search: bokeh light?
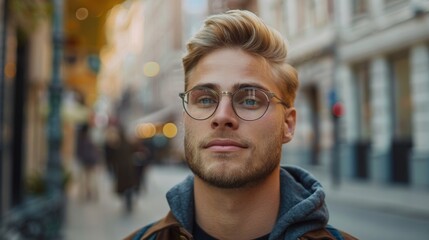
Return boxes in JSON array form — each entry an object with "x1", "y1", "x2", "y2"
[
  {"x1": 162, "y1": 123, "x2": 177, "y2": 138},
  {"x1": 143, "y1": 61, "x2": 160, "y2": 77},
  {"x1": 76, "y1": 8, "x2": 89, "y2": 21},
  {"x1": 136, "y1": 123, "x2": 157, "y2": 138}
]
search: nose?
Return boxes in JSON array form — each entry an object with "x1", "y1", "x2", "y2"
[{"x1": 210, "y1": 96, "x2": 239, "y2": 129}]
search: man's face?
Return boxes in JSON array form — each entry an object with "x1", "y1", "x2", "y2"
[{"x1": 183, "y1": 48, "x2": 296, "y2": 189}]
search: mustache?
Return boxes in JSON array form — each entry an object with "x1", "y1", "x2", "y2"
[{"x1": 198, "y1": 132, "x2": 252, "y2": 148}]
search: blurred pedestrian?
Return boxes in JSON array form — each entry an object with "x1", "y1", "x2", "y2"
[
  {"x1": 103, "y1": 124, "x2": 120, "y2": 177},
  {"x1": 131, "y1": 140, "x2": 152, "y2": 194},
  {"x1": 124, "y1": 10, "x2": 357, "y2": 240},
  {"x1": 105, "y1": 124, "x2": 139, "y2": 213},
  {"x1": 75, "y1": 123, "x2": 100, "y2": 201}
]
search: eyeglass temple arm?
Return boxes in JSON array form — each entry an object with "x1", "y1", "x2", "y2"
[{"x1": 271, "y1": 94, "x2": 290, "y2": 108}]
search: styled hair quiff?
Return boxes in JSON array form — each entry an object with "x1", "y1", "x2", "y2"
[{"x1": 182, "y1": 10, "x2": 299, "y2": 107}]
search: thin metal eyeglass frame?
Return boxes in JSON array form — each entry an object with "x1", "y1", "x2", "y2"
[{"x1": 178, "y1": 87, "x2": 290, "y2": 121}]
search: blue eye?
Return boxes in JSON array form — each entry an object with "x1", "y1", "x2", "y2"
[
  {"x1": 198, "y1": 97, "x2": 217, "y2": 106},
  {"x1": 188, "y1": 88, "x2": 218, "y2": 108},
  {"x1": 234, "y1": 88, "x2": 265, "y2": 109},
  {"x1": 243, "y1": 99, "x2": 258, "y2": 107}
]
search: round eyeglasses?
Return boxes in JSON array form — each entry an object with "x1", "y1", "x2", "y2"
[{"x1": 179, "y1": 86, "x2": 289, "y2": 121}]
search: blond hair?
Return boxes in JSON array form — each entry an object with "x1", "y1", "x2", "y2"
[{"x1": 182, "y1": 10, "x2": 299, "y2": 106}]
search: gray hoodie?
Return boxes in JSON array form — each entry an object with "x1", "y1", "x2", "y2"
[{"x1": 166, "y1": 165, "x2": 329, "y2": 240}]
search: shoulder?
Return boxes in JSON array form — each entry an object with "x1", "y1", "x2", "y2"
[
  {"x1": 300, "y1": 226, "x2": 359, "y2": 240},
  {"x1": 123, "y1": 222, "x2": 156, "y2": 240}
]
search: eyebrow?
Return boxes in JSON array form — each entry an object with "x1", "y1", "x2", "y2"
[
  {"x1": 236, "y1": 83, "x2": 269, "y2": 91},
  {"x1": 192, "y1": 83, "x2": 219, "y2": 91},
  {"x1": 192, "y1": 82, "x2": 270, "y2": 92}
]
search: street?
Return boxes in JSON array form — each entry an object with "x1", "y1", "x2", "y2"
[
  {"x1": 328, "y1": 198, "x2": 429, "y2": 239},
  {"x1": 64, "y1": 165, "x2": 429, "y2": 240}
]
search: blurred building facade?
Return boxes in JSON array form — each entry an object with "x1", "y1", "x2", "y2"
[
  {"x1": 260, "y1": 0, "x2": 429, "y2": 188},
  {"x1": 336, "y1": 0, "x2": 429, "y2": 188},
  {"x1": 98, "y1": 0, "x2": 184, "y2": 162},
  {"x1": 0, "y1": 0, "x2": 125, "y2": 235},
  {"x1": 0, "y1": 0, "x2": 53, "y2": 218}
]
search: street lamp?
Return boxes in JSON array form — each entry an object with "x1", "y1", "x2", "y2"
[
  {"x1": 45, "y1": 0, "x2": 64, "y2": 194},
  {"x1": 42, "y1": 0, "x2": 65, "y2": 238}
]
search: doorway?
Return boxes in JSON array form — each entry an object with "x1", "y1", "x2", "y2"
[{"x1": 305, "y1": 85, "x2": 321, "y2": 165}]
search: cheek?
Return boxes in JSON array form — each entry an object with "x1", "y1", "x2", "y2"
[
  {"x1": 183, "y1": 114, "x2": 195, "y2": 129},
  {"x1": 184, "y1": 118, "x2": 203, "y2": 140},
  {"x1": 184, "y1": 118, "x2": 193, "y2": 137},
  {"x1": 249, "y1": 118, "x2": 281, "y2": 139},
  {"x1": 261, "y1": 115, "x2": 285, "y2": 139}
]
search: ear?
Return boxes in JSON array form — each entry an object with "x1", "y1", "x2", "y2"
[{"x1": 282, "y1": 107, "x2": 296, "y2": 144}]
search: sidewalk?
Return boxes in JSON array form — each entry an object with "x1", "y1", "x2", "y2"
[
  {"x1": 63, "y1": 165, "x2": 191, "y2": 240},
  {"x1": 304, "y1": 165, "x2": 429, "y2": 219}
]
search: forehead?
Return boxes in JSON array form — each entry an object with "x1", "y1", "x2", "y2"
[{"x1": 188, "y1": 48, "x2": 278, "y2": 91}]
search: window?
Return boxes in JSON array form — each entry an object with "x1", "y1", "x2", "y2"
[
  {"x1": 296, "y1": 0, "x2": 308, "y2": 33},
  {"x1": 353, "y1": 62, "x2": 372, "y2": 140},
  {"x1": 352, "y1": 0, "x2": 369, "y2": 22},
  {"x1": 273, "y1": 0, "x2": 286, "y2": 34},
  {"x1": 389, "y1": 51, "x2": 412, "y2": 139},
  {"x1": 314, "y1": 0, "x2": 334, "y2": 27},
  {"x1": 296, "y1": 0, "x2": 333, "y2": 34}
]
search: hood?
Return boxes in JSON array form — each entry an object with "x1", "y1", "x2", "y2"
[
  {"x1": 166, "y1": 166, "x2": 329, "y2": 240},
  {"x1": 166, "y1": 175, "x2": 195, "y2": 232},
  {"x1": 269, "y1": 166, "x2": 329, "y2": 240}
]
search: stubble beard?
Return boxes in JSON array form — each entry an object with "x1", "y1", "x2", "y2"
[{"x1": 184, "y1": 128, "x2": 283, "y2": 189}]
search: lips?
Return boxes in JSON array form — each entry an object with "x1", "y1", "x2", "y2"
[{"x1": 204, "y1": 139, "x2": 249, "y2": 152}]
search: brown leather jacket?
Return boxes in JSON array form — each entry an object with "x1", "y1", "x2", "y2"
[{"x1": 124, "y1": 212, "x2": 358, "y2": 240}]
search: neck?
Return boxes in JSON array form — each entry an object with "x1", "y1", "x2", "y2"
[{"x1": 194, "y1": 166, "x2": 281, "y2": 240}]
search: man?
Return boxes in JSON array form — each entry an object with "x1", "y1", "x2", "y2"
[{"x1": 125, "y1": 10, "x2": 357, "y2": 240}]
